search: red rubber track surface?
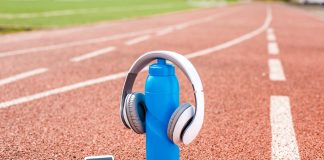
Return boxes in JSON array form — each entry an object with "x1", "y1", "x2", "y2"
[{"x1": 0, "y1": 3, "x2": 323, "y2": 159}]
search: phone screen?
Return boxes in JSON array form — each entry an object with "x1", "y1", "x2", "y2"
[{"x1": 84, "y1": 155, "x2": 114, "y2": 160}]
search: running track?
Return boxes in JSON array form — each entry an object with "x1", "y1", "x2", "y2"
[{"x1": 0, "y1": 3, "x2": 323, "y2": 159}]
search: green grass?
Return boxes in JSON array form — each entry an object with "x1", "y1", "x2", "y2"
[{"x1": 0, "y1": 0, "x2": 195, "y2": 34}]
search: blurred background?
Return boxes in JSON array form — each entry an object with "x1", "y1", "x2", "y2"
[{"x1": 0, "y1": 0, "x2": 322, "y2": 34}]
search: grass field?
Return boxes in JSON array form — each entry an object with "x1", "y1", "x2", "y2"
[{"x1": 0, "y1": 0, "x2": 195, "y2": 34}]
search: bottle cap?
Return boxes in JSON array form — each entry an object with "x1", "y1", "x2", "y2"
[{"x1": 149, "y1": 58, "x2": 175, "y2": 76}]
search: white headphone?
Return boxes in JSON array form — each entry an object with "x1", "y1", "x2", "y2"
[{"x1": 120, "y1": 51, "x2": 204, "y2": 145}]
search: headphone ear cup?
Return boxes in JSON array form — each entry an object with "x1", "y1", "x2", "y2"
[
  {"x1": 167, "y1": 103, "x2": 195, "y2": 144},
  {"x1": 125, "y1": 92, "x2": 146, "y2": 134}
]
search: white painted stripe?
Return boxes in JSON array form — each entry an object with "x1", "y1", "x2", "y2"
[
  {"x1": 0, "y1": 29, "x2": 154, "y2": 58},
  {"x1": 186, "y1": 7, "x2": 272, "y2": 59},
  {"x1": 270, "y1": 96, "x2": 300, "y2": 160},
  {"x1": 156, "y1": 27, "x2": 174, "y2": 36},
  {"x1": 125, "y1": 35, "x2": 151, "y2": 46},
  {"x1": 0, "y1": 9, "x2": 236, "y2": 58},
  {"x1": 175, "y1": 16, "x2": 213, "y2": 30},
  {"x1": 70, "y1": 46, "x2": 116, "y2": 62},
  {"x1": 267, "y1": 33, "x2": 276, "y2": 42},
  {"x1": 0, "y1": 68, "x2": 48, "y2": 86},
  {"x1": 268, "y1": 59, "x2": 286, "y2": 81},
  {"x1": 0, "y1": 7, "x2": 272, "y2": 108},
  {"x1": 0, "y1": 72, "x2": 127, "y2": 109},
  {"x1": 0, "y1": 22, "x2": 117, "y2": 45},
  {"x1": 268, "y1": 42, "x2": 279, "y2": 55},
  {"x1": 267, "y1": 28, "x2": 274, "y2": 34}
]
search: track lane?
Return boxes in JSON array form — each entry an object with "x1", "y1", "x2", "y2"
[
  {"x1": 270, "y1": 5, "x2": 324, "y2": 159},
  {"x1": 0, "y1": 5, "x2": 266, "y2": 103},
  {"x1": 0, "y1": 6, "x2": 242, "y2": 77},
  {"x1": 0, "y1": 5, "x2": 239, "y2": 52},
  {"x1": 181, "y1": 31, "x2": 272, "y2": 159},
  {"x1": 0, "y1": 68, "x2": 48, "y2": 86},
  {"x1": 0, "y1": 7, "x2": 228, "y2": 45}
]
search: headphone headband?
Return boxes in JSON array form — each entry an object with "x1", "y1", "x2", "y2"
[{"x1": 120, "y1": 51, "x2": 204, "y2": 144}]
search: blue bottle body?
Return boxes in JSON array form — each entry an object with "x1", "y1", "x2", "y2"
[{"x1": 145, "y1": 59, "x2": 180, "y2": 160}]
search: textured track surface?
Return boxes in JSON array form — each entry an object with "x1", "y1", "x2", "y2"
[{"x1": 0, "y1": 3, "x2": 323, "y2": 159}]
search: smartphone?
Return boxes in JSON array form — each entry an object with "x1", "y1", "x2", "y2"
[{"x1": 84, "y1": 155, "x2": 114, "y2": 160}]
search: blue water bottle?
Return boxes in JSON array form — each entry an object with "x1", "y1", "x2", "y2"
[{"x1": 145, "y1": 58, "x2": 180, "y2": 160}]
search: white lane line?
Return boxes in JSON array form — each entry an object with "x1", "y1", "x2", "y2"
[
  {"x1": 155, "y1": 16, "x2": 212, "y2": 36},
  {"x1": 0, "y1": 8, "x2": 237, "y2": 58},
  {"x1": 270, "y1": 96, "x2": 300, "y2": 160},
  {"x1": 70, "y1": 46, "x2": 116, "y2": 62},
  {"x1": 125, "y1": 35, "x2": 151, "y2": 46},
  {"x1": 268, "y1": 42, "x2": 279, "y2": 55},
  {"x1": 0, "y1": 24, "x2": 115, "y2": 45},
  {"x1": 0, "y1": 68, "x2": 48, "y2": 86},
  {"x1": 156, "y1": 27, "x2": 174, "y2": 36},
  {"x1": 0, "y1": 72, "x2": 127, "y2": 109},
  {"x1": 268, "y1": 59, "x2": 286, "y2": 81},
  {"x1": 0, "y1": 29, "x2": 153, "y2": 58},
  {"x1": 0, "y1": 7, "x2": 272, "y2": 109},
  {"x1": 267, "y1": 33, "x2": 276, "y2": 42},
  {"x1": 175, "y1": 16, "x2": 213, "y2": 30},
  {"x1": 186, "y1": 7, "x2": 272, "y2": 59},
  {"x1": 267, "y1": 28, "x2": 274, "y2": 34}
]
